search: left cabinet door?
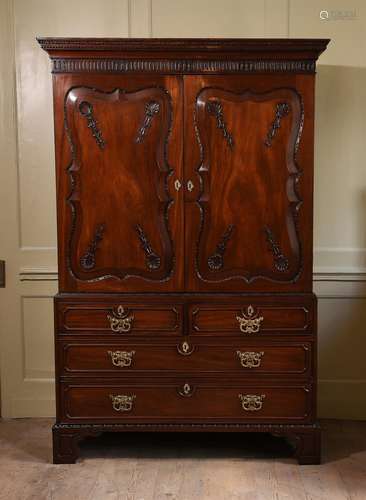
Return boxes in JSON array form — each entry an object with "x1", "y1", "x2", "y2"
[{"x1": 54, "y1": 75, "x2": 184, "y2": 292}]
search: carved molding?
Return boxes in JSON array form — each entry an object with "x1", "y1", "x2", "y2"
[
  {"x1": 206, "y1": 100, "x2": 234, "y2": 149},
  {"x1": 207, "y1": 224, "x2": 235, "y2": 270},
  {"x1": 52, "y1": 421, "x2": 320, "y2": 464},
  {"x1": 54, "y1": 422, "x2": 320, "y2": 431},
  {"x1": 51, "y1": 58, "x2": 316, "y2": 74},
  {"x1": 38, "y1": 37, "x2": 329, "y2": 54},
  {"x1": 79, "y1": 223, "x2": 105, "y2": 270}
]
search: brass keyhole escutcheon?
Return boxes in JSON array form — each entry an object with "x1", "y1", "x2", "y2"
[
  {"x1": 178, "y1": 382, "x2": 194, "y2": 397},
  {"x1": 177, "y1": 340, "x2": 194, "y2": 356}
]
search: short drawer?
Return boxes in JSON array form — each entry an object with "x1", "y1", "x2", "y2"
[
  {"x1": 190, "y1": 299, "x2": 314, "y2": 336},
  {"x1": 59, "y1": 341, "x2": 312, "y2": 376},
  {"x1": 62, "y1": 381, "x2": 313, "y2": 422},
  {"x1": 56, "y1": 301, "x2": 182, "y2": 335}
]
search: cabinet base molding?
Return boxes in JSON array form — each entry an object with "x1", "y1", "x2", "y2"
[{"x1": 52, "y1": 422, "x2": 321, "y2": 465}]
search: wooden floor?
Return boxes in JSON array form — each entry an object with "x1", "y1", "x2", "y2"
[{"x1": 0, "y1": 419, "x2": 365, "y2": 499}]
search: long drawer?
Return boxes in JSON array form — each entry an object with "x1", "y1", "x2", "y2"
[
  {"x1": 56, "y1": 301, "x2": 182, "y2": 335},
  {"x1": 190, "y1": 300, "x2": 314, "y2": 336},
  {"x1": 59, "y1": 340, "x2": 312, "y2": 376},
  {"x1": 61, "y1": 381, "x2": 313, "y2": 423}
]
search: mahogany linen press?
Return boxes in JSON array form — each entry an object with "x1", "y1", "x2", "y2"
[{"x1": 38, "y1": 37, "x2": 329, "y2": 464}]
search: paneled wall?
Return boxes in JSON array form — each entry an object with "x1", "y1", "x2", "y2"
[{"x1": 0, "y1": 0, "x2": 365, "y2": 418}]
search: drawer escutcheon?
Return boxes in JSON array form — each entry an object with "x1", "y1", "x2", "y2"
[
  {"x1": 236, "y1": 350, "x2": 264, "y2": 368},
  {"x1": 108, "y1": 350, "x2": 135, "y2": 367},
  {"x1": 239, "y1": 394, "x2": 265, "y2": 411},
  {"x1": 178, "y1": 383, "x2": 194, "y2": 397},
  {"x1": 177, "y1": 340, "x2": 194, "y2": 356},
  {"x1": 109, "y1": 394, "x2": 136, "y2": 412},
  {"x1": 236, "y1": 305, "x2": 264, "y2": 334},
  {"x1": 107, "y1": 305, "x2": 134, "y2": 333}
]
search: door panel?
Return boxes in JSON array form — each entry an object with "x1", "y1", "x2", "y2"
[
  {"x1": 55, "y1": 75, "x2": 184, "y2": 292},
  {"x1": 184, "y1": 75, "x2": 314, "y2": 292}
]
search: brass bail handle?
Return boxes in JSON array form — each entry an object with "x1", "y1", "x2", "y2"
[{"x1": 107, "y1": 305, "x2": 134, "y2": 333}]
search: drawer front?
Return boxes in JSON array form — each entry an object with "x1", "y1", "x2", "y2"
[
  {"x1": 60, "y1": 341, "x2": 312, "y2": 376},
  {"x1": 56, "y1": 302, "x2": 182, "y2": 335},
  {"x1": 62, "y1": 382, "x2": 312, "y2": 422},
  {"x1": 190, "y1": 301, "x2": 313, "y2": 335}
]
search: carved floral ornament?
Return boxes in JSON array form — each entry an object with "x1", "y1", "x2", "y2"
[
  {"x1": 80, "y1": 223, "x2": 105, "y2": 270},
  {"x1": 206, "y1": 100, "x2": 234, "y2": 149},
  {"x1": 208, "y1": 224, "x2": 235, "y2": 271},
  {"x1": 265, "y1": 102, "x2": 291, "y2": 147},
  {"x1": 135, "y1": 224, "x2": 161, "y2": 271},
  {"x1": 135, "y1": 101, "x2": 160, "y2": 143},
  {"x1": 79, "y1": 101, "x2": 106, "y2": 149},
  {"x1": 264, "y1": 226, "x2": 289, "y2": 272}
]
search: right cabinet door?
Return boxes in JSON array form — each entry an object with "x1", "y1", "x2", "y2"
[{"x1": 184, "y1": 75, "x2": 314, "y2": 292}]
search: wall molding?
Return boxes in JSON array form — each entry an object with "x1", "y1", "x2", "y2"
[
  {"x1": 19, "y1": 268, "x2": 58, "y2": 281},
  {"x1": 18, "y1": 269, "x2": 366, "y2": 297}
]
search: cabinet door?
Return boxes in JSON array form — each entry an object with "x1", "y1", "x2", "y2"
[
  {"x1": 184, "y1": 75, "x2": 314, "y2": 292},
  {"x1": 55, "y1": 75, "x2": 183, "y2": 292}
]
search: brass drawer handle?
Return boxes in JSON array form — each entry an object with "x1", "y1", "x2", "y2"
[
  {"x1": 107, "y1": 305, "x2": 134, "y2": 333},
  {"x1": 108, "y1": 350, "x2": 135, "y2": 367},
  {"x1": 236, "y1": 305, "x2": 263, "y2": 334},
  {"x1": 236, "y1": 351, "x2": 264, "y2": 368},
  {"x1": 239, "y1": 394, "x2": 265, "y2": 412},
  {"x1": 109, "y1": 394, "x2": 136, "y2": 412}
]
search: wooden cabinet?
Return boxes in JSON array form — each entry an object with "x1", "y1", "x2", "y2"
[{"x1": 39, "y1": 37, "x2": 329, "y2": 464}]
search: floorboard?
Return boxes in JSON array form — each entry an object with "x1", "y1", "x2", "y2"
[{"x1": 0, "y1": 419, "x2": 365, "y2": 500}]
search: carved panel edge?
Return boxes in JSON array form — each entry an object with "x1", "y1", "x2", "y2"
[
  {"x1": 193, "y1": 87, "x2": 304, "y2": 285},
  {"x1": 63, "y1": 85, "x2": 174, "y2": 284}
]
